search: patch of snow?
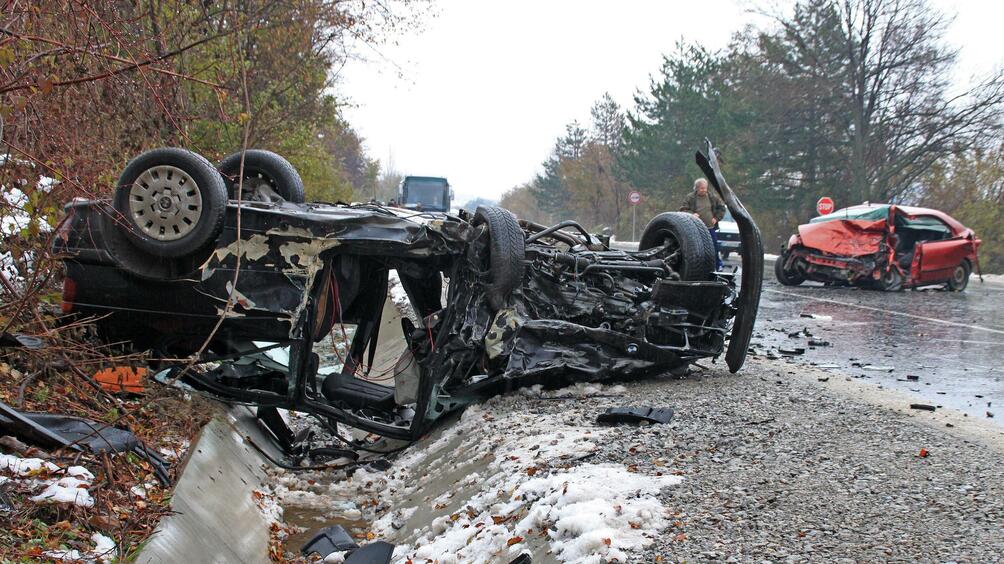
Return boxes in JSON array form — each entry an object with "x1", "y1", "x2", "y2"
[
  {"x1": 42, "y1": 548, "x2": 84, "y2": 561},
  {"x1": 521, "y1": 382, "x2": 628, "y2": 399},
  {"x1": 0, "y1": 454, "x2": 59, "y2": 476},
  {"x1": 41, "y1": 533, "x2": 115, "y2": 563},
  {"x1": 387, "y1": 270, "x2": 418, "y2": 321},
  {"x1": 253, "y1": 488, "x2": 284, "y2": 525},
  {"x1": 30, "y1": 476, "x2": 94, "y2": 507},
  {"x1": 66, "y1": 465, "x2": 94, "y2": 481},
  {"x1": 91, "y1": 532, "x2": 117, "y2": 562},
  {"x1": 514, "y1": 464, "x2": 679, "y2": 562},
  {"x1": 130, "y1": 482, "x2": 158, "y2": 498}
]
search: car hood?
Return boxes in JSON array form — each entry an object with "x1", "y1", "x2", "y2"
[
  {"x1": 718, "y1": 220, "x2": 738, "y2": 233},
  {"x1": 797, "y1": 218, "x2": 887, "y2": 256}
]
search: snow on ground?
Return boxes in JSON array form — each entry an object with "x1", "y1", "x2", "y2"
[
  {"x1": 1, "y1": 453, "x2": 97, "y2": 509},
  {"x1": 522, "y1": 382, "x2": 628, "y2": 399},
  {"x1": 42, "y1": 532, "x2": 117, "y2": 564},
  {"x1": 387, "y1": 270, "x2": 410, "y2": 309},
  {"x1": 273, "y1": 384, "x2": 682, "y2": 563}
]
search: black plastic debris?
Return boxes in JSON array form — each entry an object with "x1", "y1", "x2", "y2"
[
  {"x1": 344, "y1": 541, "x2": 395, "y2": 564},
  {"x1": 778, "y1": 347, "x2": 805, "y2": 355},
  {"x1": 807, "y1": 339, "x2": 830, "y2": 347},
  {"x1": 910, "y1": 404, "x2": 936, "y2": 412},
  {"x1": 0, "y1": 400, "x2": 170, "y2": 484},
  {"x1": 366, "y1": 458, "x2": 393, "y2": 472},
  {"x1": 906, "y1": 375, "x2": 920, "y2": 381},
  {"x1": 0, "y1": 332, "x2": 43, "y2": 349},
  {"x1": 301, "y1": 525, "x2": 358, "y2": 558},
  {"x1": 597, "y1": 406, "x2": 674, "y2": 425},
  {"x1": 509, "y1": 554, "x2": 532, "y2": 564}
]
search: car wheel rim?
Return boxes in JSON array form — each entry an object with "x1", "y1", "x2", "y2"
[
  {"x1": 129, "y1": 165, "x2": 202, "y2": 241},
  {"x1": 953, "y1": 266, "x2": 965, "y2": 285}
]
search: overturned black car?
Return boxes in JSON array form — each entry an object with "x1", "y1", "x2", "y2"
[{"x1": 54, "y1": 142, "x2": 763, "y2": 440}]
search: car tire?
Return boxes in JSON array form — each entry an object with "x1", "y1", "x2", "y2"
[
  {"x1": 639, "y1": 212, "x2": 716, "y2": 281},
  {"x1": 113, "y1": 147, "x2": 227, "y2": 258},
  {"x1": 774, "y1": 253, "x2": 805, "y2": 286},
  {"x1": 880, "y1": 267, "x2": 903, "y2": 292},
  {"x1": 947, "y1": 260, "x2": 970, "y2": 292},
  {"x1": 474, "y1": 206, "x2": 525, "y2": 310},
  {"x1": 218, "y1": 149, "x2": 305, "y2": 203}
]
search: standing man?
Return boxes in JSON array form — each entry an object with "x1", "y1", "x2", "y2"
[{"x1": 680, "y1": 178, "x2": 726, "y2": 269}]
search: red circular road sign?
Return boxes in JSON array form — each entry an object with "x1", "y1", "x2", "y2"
[
  {"x1": 628, "y1": 190, "x2": 642, "y2": 205},
  {"x1": 816, "y1": 197, "x2": 835, "y2": 215}
]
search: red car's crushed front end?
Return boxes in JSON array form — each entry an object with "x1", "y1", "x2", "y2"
[{"x1": 776, "y1": 204, "x2": 980, "y2": 291}]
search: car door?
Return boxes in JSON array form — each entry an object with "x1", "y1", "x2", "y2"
[{"x1": 916, "y1": 237, "x2": 970, "y2": 284}]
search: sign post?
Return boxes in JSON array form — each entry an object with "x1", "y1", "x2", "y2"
[
  {"x1": 816, "y1": 197, "x2": 835, "y2": 216},
  {"x1": 628, "y1": 190, "x2": 642, "y2": 241}
]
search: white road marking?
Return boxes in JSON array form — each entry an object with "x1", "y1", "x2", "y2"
[
  {"x1": 763, "y1": 288, "x2": 1004, "y2": 336},
  {"x1": 929, "y1": 338, "x2": 1004, "y2": 347}
]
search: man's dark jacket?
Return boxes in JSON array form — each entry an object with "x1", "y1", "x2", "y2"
[{"x1": 680, "y1": 191, "x2": 726, "y2": 228}]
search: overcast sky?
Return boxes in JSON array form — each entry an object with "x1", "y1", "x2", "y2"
[{"x1": 338, "y1": 0, "x2": 1003, "y2": 204}]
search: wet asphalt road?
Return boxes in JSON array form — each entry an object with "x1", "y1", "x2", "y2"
[{"x1": 751, "y1": 258, "x2": 1003, "y2": 423}]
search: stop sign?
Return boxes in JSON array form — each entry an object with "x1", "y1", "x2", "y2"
[
  {"x1": 816, "y1": 197, "x2": 835, "y2": 215},
  {"x1": 628, "y1": 191, "x2": 642, "y2": 205}
]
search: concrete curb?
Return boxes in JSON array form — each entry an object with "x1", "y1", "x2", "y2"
[{"x1": 137, "y1": 406, "x2": 277, "y2": 564}]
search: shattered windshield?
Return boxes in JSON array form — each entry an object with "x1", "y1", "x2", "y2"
[{"x1": 810, "y1": 205, "x2": 890, "y2": 223}]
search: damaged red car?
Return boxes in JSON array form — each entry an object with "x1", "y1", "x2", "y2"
[{"x1": 775, "y1": 204, "x2": 980, "y2": 291}]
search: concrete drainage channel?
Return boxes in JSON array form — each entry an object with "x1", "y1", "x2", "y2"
[{"x1": 136, "y1": 405, "x2": 277, "y2": 563}]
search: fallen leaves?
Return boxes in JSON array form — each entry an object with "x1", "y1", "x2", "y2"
[{"x1": 507, "y1": 536, "x2": 524, "y2": 546}]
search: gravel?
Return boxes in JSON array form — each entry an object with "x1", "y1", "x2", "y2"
[{"x1": 575, "y1": 357, "x2": 1004, "y2": 562}]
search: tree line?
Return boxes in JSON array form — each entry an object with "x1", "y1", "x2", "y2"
[
  {"x1": 501, "y1": 0, "x2": 1004, "y2": 271},
  {"x1": 0, "y1": 1, "x2": 431, "y2": 212}
]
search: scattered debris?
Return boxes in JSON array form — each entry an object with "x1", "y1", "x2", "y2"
[
  {"x1": 918, "y1": 448, "x2": 929, "y2": 458},
  {"x1": 799, "y1": 313, "x2": 832, "y2": 321},
  {"x1": 906, "y1": 375, "x2": 920, "y2": 381},
  {"x1": 778, "y1": 347, "x2": 805, "y2": 356},
  {"x1": 862, "y1": 365, "x2": 894, "y2": 372},
  {"x1": 300, "y1": 524, "x2": 358, "y2": 559},
  {"x1": 0, "y1": 333, "x2": 44, "y2": 349},
  {"x1": 596, "y1": 407, "x2": 674, "y2": 425},
  {"x1": 343, "y1": 541, "x2": 395, "y2": 564},
  {"x1": 0, "y1": 400, "x2": 170, "y2": 484},
  {"x1": 807, "y1": 339, "x2": 830, "y2": 347},
  {"x1": 910, "y1": 404, "x2": 936, "y2": 412},
  {"x1": 93, "y1": 366, "x2": 147, "y2": 394}
]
